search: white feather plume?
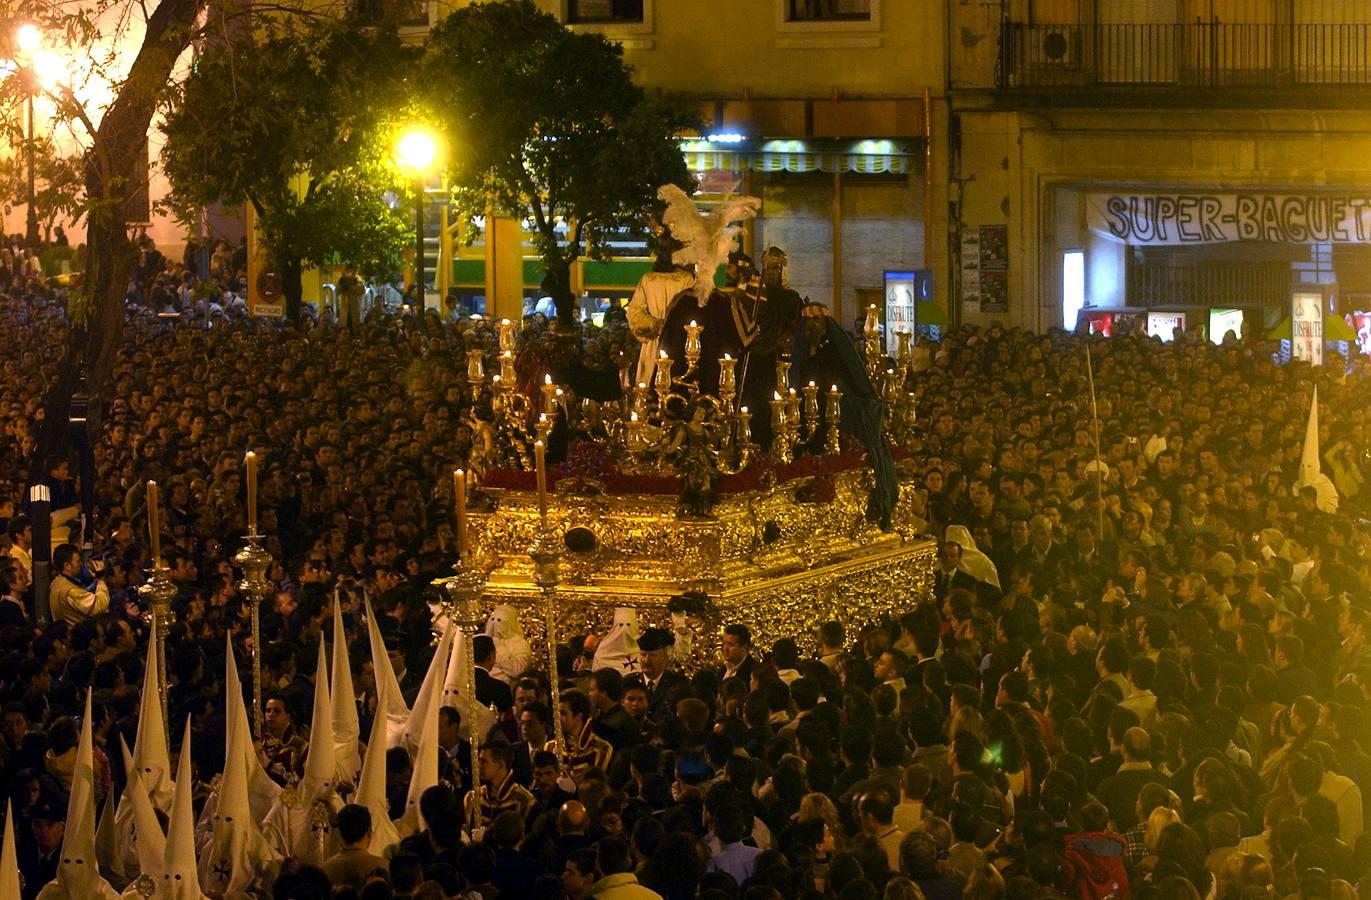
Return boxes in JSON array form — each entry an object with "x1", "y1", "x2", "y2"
[{"x1": 657, "y1": 184, "x2": 760, "y2": 303}]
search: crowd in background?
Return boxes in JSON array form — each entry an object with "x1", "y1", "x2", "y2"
[{"x1": 0, "y1": 255, "x2": 1367, "y2": 900}]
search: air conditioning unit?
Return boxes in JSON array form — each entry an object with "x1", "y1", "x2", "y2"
[{"x1": 1035, "y1": 27, "x2": 1081, "y2": 66}]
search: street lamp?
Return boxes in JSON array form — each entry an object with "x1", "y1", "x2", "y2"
[
  {"x1": 395, "y1": 126, "x2": 441, "y2": 305},
  {"x1": 14, "y1": 23, "x2": 41, "y2": 246}
]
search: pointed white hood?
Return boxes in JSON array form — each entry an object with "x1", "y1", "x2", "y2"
[
  {"x1": 36, "y1": 692, "x2": 119, "y2": 899},
  {"x1": 93, "y1": 773, "x2": 121, "y2": 883},
  {"x1": 131, "y1": 632, "x2": 175, "y2": 813},
  {"x1": 116, "y1": 735, "x2": 165, "y2": 885},
  {"x1": 365, "y1": 594, "x2": 411, "y2": 748},
  {"x1": 303, "y1": 638, "x2": 336, "y2": 801},
  {"x1": 441, "y1": 625, "x2": 496, "y2": 742},
  {"x1": 2, "y1": 800, "x2": 21, "y2": 900},
  {"x1": 200, "y1": 679, "x2": 277, "y2": 898},
  {"x1": 484, "y1": 604, "x2": 531, "y2": 685},
  {"x1": 401, "y1": 625, "x2": 454, "y2": 756},
  {"x1": 331, "y1": 602, "x2": 362, "y2": 786},
  {"x1": 592, "y1": 607, "x2": 641, "y2": 674},
  {"x1": 161, "y1": 720, "x2": 206, "y2": 899},
  {"x1": 396, "y1": 632, "x2": 446, "y2": 837},
  {"x1": 222, "y1": 637, "x2": 280, "y2": 819},
  {"x1": 1295, "y1": 385, "x2": 1339, "y2": 513},
  {"x1": 355, "y1": 679, "x2": 402, "y2": 858}
]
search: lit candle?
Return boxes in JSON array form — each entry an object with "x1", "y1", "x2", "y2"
[
  {"x1": 826, "y1": 384, "x2": 844, "y2": 455},
  {"x1": 633, "y1": 382, "x2": 651, "y2": 419},
  {"x1": 803, "y1": 381, "x2": 820, "y2": 424},
  {"x1": 737, "y1": 406, "x2": 751, "y2": 445},
  {"x1": 655, "y1": 351, "x2": 673, "y2": 398},
  {"x1": 454, "y1": 469, "x2": 468, "y2": 560},
  {"x1": 147, "y1": 480, "x2": 161, "y2": 566},
  {"x1": 541, "y1": 375, "x2": 559, "y2": 417},
  {"x1": 718, "y1": 354, "x2": 737, "y2": 396},
  {"x1": 770, "y1": 391, "x2": 787, "y2": 431},
  {"x1": 684, "y1": 320, "x2": 702, "y2": 364},
  {"x1": 534, "y1": 440, "x2": 549, "y2": 526},
  {"x1": 786, "y1": 388, "x2": 800, "y2": 425},
  {"x1": 500, "y1": 350, "x2": 516, "y2": 384},
  {"x1": 498, "y1": 318, "x2": 517, "y2": 352},
  {"x1": 245, "y1": 451, "x2": 257, "y2": 534},
  {"x1": 775, "y1": 358, "x2": 791, "y2": 392}
]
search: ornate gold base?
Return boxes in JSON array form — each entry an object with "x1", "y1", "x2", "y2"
[{"x1": 467, "y1": 469, "x2": 936, "y2": 659}]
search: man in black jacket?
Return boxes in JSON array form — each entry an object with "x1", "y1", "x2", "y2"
[
  {"x1": 626, "y1": 627, "x2": 690, "y2": 722},
  {"x1": 474, "y1": 635, "x2": 514, "y2": 713}
]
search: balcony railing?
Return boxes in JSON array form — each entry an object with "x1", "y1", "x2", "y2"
[{"x1": 1001, "y1": 22, "x2": 1371, "y2": 90}]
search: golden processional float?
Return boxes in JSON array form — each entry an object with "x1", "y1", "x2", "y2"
[{"x1": 435, "y1": 187, "x2": 936, "y2": 677}]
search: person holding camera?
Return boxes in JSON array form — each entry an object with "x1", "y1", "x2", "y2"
[{"x1": 48, "y1": 542, "x2": 110, "y2": 625}]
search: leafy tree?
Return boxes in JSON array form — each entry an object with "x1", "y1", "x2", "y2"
[
  {"x1": 0, "y1": 140, "x2": 85, "y2": 242},
  {"x1": 161, "y1": 19, "x2": 418, "y2": 320},
  {"x1": 423, "y1": 0, "x2": 695, "y2": 328}
]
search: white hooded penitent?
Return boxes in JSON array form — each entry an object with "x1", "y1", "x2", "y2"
[
  {"x1": 36, "y1": 691, "x2": 119, "y2": 899},
  {"x1": 592, "y1": 607, "x2": 641, "y2": 674}
]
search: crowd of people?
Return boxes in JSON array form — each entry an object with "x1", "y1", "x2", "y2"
[{"x1": 0, "y1": 265, "x2": 1368, "y2": 900}]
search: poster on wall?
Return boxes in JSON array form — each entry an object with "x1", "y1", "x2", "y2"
[
  {"x1": 884, "y1": 272, "x2": 916, "y2": 356},
  {"x1": 959, "y1": 231, "x2": 981, "y2": 305},
  {"x1": 978, "y1": 225, "x2": 1009, "y2": 313},
  {"x1": 1291, "y1": 291, "x2": 1325, "y2": 365},
  {"x1": 1147, "y1": 311, "x2": 1186, "y2": 341}
]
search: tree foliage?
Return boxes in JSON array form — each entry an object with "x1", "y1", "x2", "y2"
[
  {"x1": 423, "y1": 0, "x2": 695, "y2": 325},
  {"x1": 160, "y1": 18, "x2": 417, "y2": 318}
]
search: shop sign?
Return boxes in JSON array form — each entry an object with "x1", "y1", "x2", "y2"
[{"x1": 1088, "y1": 192, "x2": 1371, "y2": 245}]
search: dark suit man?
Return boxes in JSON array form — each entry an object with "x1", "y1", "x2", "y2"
[
  {"x1": 627, "y1": 627, "x2": 691, "y2": 722},
  {"x1": 585, "y1": 670, "x2": 635, "y2": 751},
  {"x1": 1094, "y1": 727, "x2": 1169, "y2": 830},
  {"x1": 933, "y1": 541, "x2": 979, "y2": 604},
  {"x1": 474, "y1": 635, "x2": 514, "y2": 713},
  {"x1": 19, "y1": 798, "x2": 63, "y2": 900}
]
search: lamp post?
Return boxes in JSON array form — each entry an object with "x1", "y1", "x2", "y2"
[
  {"x1": 15, "y1": 23, "x2": 40, "y2": 246},
  {"x1": 396, "y1": 126, "x2": 441, "y2": 306}
]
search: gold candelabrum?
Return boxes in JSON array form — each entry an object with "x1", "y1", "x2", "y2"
[
  {"x1": 233, "y1": 534, "x2": 273, "y2": 739},
  {"x1": 826, "y1": 385, "x2": 844, "y2": 456},
  {"x1": 863, "y1": 304, "x2": 883, "y2": 381},
  {"x1": 467, "y1": 350, "x2": 486, "y2": 404},
  {"x1": 528, "y1": 527, "x2": 568, "y2": 775},
  {"x1": 435, "y1": 557, "x2": 490, "y2": 832},
  {"x1": 137, "y1": 563, "x2": 176, "y2": 739}
]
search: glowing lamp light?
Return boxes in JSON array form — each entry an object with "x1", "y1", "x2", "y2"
[
  {"x1": 706, "y1": 132, "x2": 747, "y2": 144},
  {"x1": 15, "y1": 24, "x2": 40, "y2": 53},
  {"x1": 31, "y1": 48, "x2": 62, "y2": 89},
  {"x1": 395, "y1": 127, "x2": 440, "y2": 175}
]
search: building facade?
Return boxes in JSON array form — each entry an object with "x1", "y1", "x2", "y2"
[{"x1": 950, "y1": 0, "x2": 1371, "y2": 341}]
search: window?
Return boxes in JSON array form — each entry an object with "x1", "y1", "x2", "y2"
[
  {"x1": 353, "y1": 0, "x2": 428, "y2": 27},
  {"x1": 568, "y1": 0, "x2": 644, "y2": 24},
  {"x1": 786, "y1": 0, "x2": 871, "y2": 22}
]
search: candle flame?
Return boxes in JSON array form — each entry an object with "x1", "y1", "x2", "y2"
[
  {"x1": 740, "y1": 406, "x2": 748, "y2": 413},
  {"x1": 689, "y1": 320, "x2": 698, "y2": 327},
  {"x1": 724, "y1": 353, "x2": 732, "y2": 361},
  {"x1": 831, "y1": 384, "x2": 839, "y2": 392},
  {"x1": 808, "y1": 381, "x2": 816, "y2": 388},
  {"x1": 544, "y1": 374, "x2": 553, "y2": 385},
  {"x1": 630, "y1": 412, "x2": 639, "y2": 422},
  {"x1": 773, "y1": 392, "x2": 782, "y2": 400},
  {"x1": 659, "y1": 350, "x2": 668, "y2": 359}
]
